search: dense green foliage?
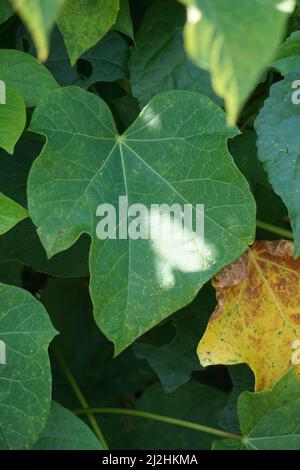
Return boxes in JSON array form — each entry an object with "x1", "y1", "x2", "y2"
[{"x1": 0, "y1": 0, "x2": 300, "y2": 451}]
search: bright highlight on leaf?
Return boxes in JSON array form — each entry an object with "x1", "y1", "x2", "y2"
[
  {"x1": 27, "y1": 86, "x2": 255, "y2": 353},
  {"x1": 0, "y1": 87, "x2": 26, "y2": 154},
  {"x1": 198, "y1": 240, "x2": 300, "y2": 392},
  {"x1": 181, "y1": 0, "x2": 295, "y2": 123},
  {"x1": 57, "y1": 0, "x2": 120, "y2": 65},
  {"x1": 11, "y1": 0, "x2": 65, "y2": 62}
]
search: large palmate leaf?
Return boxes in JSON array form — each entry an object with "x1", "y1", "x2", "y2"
[
  {"x1": 0, "y1": 283, "x2": 57, "y2": 449},
  {"x1": 11, "y1": 0, "x2": 65, "y2": 62},
  {"x1": 57, "y1": 0, "x2": 119, "y2": 65},
  {"x1": 129, "y1": 0, "x2": 217, "y2": 108},
  {"x1": 33, "y1": 402, "x2": 103, "y2": 450},
  {"x1": 0, "y1": 193, "x2": 27, "y2": 235},
  {"x1": 0, "y1": 138, "x2": 89, "y2": 277},
  {"x1": 181, "y1": 0, "x2": 295, "y2": 122},
  {"x1": 27, "y1": 86, "x2": 255, "y2": 353},
  {"x1": 198, "y1": 240, "x2": 300, "y2": 391},
  {"x1": 0, "y1": 50, "x2": 58, "y2": 107},
  {"x1": 214, "y1": 371, "x2": 300, "y2": 450},
  {"x1": 0, "y1": 87, "x2": 26, "y2": 154},
  {"x1": 255, "y1": 75, "x2": 300, "y2": 255}
]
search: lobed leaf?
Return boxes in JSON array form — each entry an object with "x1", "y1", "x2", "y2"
[
  {"x1": 198, "y1": 240, "x2": 300, "y2": 391},
  {"x1": 27, "y1": 86, "x2": 255, "y2": 353}
]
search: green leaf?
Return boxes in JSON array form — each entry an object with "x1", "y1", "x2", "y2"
[
  {"x1": 181, "y1": 0, "x2": 295, "y2": 123},
  {"x1": 272, "y1": 30, "x2": 300, "y2": 75},
  {"x1": 221, "y1": 364, "x2": 254, "y2": 434},
  {"x1": 0, "y1": 260, "x2": 23, "y2": 286},
  {"x1": 255, "y1": 75, "x2": 300, "y2": 255},
  {"x1": 27, "y1": 86, "x2": 255, "y2": 353},
  {"x1": 33, "y1": 401, "x2": 103, "y2": 450},
  {"x1": 0, "y1": 193, "x2": 27, "y2": 235},
  {"x1": 11, "y1": 0, "x2": 65, "y2": 62},
  {"x1": 230, "y1": 131, "x2": 287, "y2": 225},
  {"x1": 113, "y1": 381, "x2": 228, "y2": 450},
  {"x1": 214, "y1": 370, "x2": 300, "y2": 450},
  {"x1": 0, "y1": 0, "x2": 14, "y2": 24},
  {"x1": 41, "y1": 278, "x2": 153, "y2": 406},
  {"x1": 0, "y1": 50, "x2": 58, "y2": 107},
  {"x1": 114, "y1": 0, "x2": 134, "y2": 40},
  {"x1": 0, "y1": 137, "x2": 89, "y2": 277},
  {"x1": 57, "y1": 0, "x2": 119, "y2": 65},
  {"x1": 17, "y1": 27, "x2": 129, "y2": 88},
  {"x1": 0, "y1": 87, "x2": 26, "y2": 154},
  {"x1": 134, "y1": 283, "x2": 215, "y2": 392},
  {"x1": 0, "y1": 283, "x2": 57, "y2": 449},
  {"x1": 129, "y1": 0, "x2": 218, "y2": 108}
]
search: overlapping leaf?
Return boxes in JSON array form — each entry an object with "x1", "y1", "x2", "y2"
[
  {"x1": 182, "y1": 0, "x2": 295, "y2": 122},
  {"x1": 0, "y1": 283, "x2": 57, "y2": 449},
  {"x1": 27, "y1": 86, "x2": 255, "y2": 353},
  {"x1": 0, "y1": 138, "x2": 89, "y2": 277},
  {"x1": 129, "y1": 0, "x2": 217, "y2": 108},
  {"x1": 33, "y1": 402, "x2": 103, "y2": 450},
  {"x1": 0, "y1": 193, "x2": 27, "y2": 235},
  {"x1": 0, "y1": 87, "x2": 26, "y2": 154},
  {"x1": 0, "y1": 50, "x2": 58, "y2": 107},
  {"x1": 198, "y1": 240, "x2": 300, "y2": 391},
  {"x1": 214, "y1": 371, "x2": 300, "y2": 450},
  {"x1": 11, "y1": 0, "x2": 65, "y2": 61},
  {"x1": 255, "y1": 75, "x2": 300, "y2": 255},
  {"x1": 57, "y1": 0, "x2": 119, "y2": 65},
  {"x1": 16, "y1": 27, "x2": 129, "y2": 88}
]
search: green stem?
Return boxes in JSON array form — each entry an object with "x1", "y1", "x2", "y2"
[
  {"x1": 73, "y1": 407, "x2": 242, "y2": 441},
  {"x1": 256, "y1": 219, "x2": 294, "y2": 240},
  {"x1": 53, "y1": 348, "x2": 109, "y2": 450}
]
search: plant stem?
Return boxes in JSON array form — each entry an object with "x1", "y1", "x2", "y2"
[
  {"x1": 53, "y1": 348, "x2": 109, "y2": 450},
  {"x1": 73, "y1": 407, "x2": 242, "y2": 441},
  {"x1": 256, "y1": 219, "x2": 294, "y2": 240}
]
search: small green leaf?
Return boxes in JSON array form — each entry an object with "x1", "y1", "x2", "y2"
[
  {"x1": 0, "y1": 87, "x2": 26, "y2": 154},
  {"x1": 214, "y1": 370, "x2": 300, "y2": 450},
  {"x1": 27, "y1": 86, "x2": 255, "y2": 353},
  {"x1": 11, "y1": 0, "x2": 65, "y2": 62},
  {"x1": 182, "y1": 0, "x2": 295, "y2": 123},
  {"x1": 0, "y1": 283, "x2": 57, "y2": 449},
  {"x1": 57, "y1": 0, "x2": 119, "y2": 65},
  {"x1": 114, "y1": 0, "x2": 134, "y2": 40},
  {"x1": 129, "y1": 0, "x2": 218, "y2": 108},
  {"x1": 33, "y1": 402, "x2": 103, "y2": 450},
  {"x1": 0, "y1": 50, "x2": 58, "y2": 107},
  {"x1": 0, "y1": 193, "x2": 27, "y2": 235}
]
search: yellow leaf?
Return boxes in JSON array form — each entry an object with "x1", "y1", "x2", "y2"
[{"x1": 198, "y1": 240, "x2": 300, "y2": 391}]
